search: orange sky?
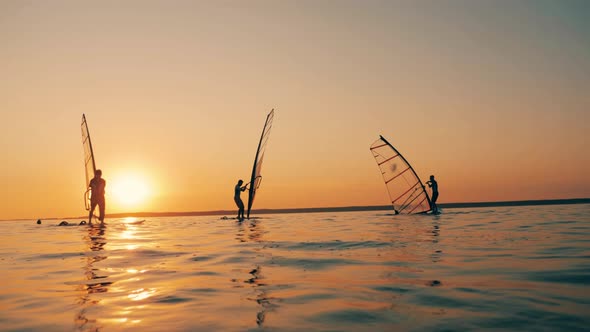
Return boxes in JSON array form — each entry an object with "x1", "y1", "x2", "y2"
[{"x1": 1, "y1": 1, "x2": 589, "y2": 219}]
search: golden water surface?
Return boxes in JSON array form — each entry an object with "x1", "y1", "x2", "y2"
[{"x1": 1, "y1": 205, "x2": 589, "y2": 331}]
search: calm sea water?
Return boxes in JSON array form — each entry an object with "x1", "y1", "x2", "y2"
[{"x1": 0, "y1": 204, "x2": 589, "y2": 331}]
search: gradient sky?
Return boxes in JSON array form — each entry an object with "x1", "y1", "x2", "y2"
[{"x1": 1, "y1": 0, "x2": 589, "y2": 220}]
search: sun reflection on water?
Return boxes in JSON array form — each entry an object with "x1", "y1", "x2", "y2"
[
  {"x1": 128, "y1": 288, "x2": 157, "y2": 301},
  {"x1": 127, "y1": 269, "x2": 147, "y2": 274},
  {"x1": 121, "y1": 230, "x2": 135, "y2": 240}
]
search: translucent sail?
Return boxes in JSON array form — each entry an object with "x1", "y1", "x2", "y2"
[
  {"x1": 81, "y1": 114, "x2": 96, "y2": 210},
  {"x1": 370, "y1": 135, "x2": 431, "y2": 214},
  {"x1": 247, "y1": 109, "x2": 275, "y2": 219}
]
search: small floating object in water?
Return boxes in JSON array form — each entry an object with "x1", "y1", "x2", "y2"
[
  {"x1": 36, "y1": 219, "x2": 41, "y2": 225},
  {"x1": 428, "y1": 280, "x2": 442, "y2": 287},
  {"x1": 57, "y1": 220, "x2": 87, "y2": 226}
]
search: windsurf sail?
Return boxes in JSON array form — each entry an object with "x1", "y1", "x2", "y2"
[
  {"x1": 247, "y1": 109, "x2": 275, "y2": 219},
  {"x1": 370, "y1": 135, "x2": 432, "y2": 214},
  {"x1": 81, "y1": 114, "x2": 96, "y2": 211}
]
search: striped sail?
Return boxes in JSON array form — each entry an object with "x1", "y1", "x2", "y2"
[{"x1": 370, "y1": 135, "x2": 431, "y2": 214}]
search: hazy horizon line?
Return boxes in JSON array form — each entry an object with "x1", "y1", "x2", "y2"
[{"x1": 6, "y1": 198, "x2": 589, "y2": 222}]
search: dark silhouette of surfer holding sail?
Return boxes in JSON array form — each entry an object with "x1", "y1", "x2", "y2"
[
  {"x1": 426, "y1": 175, "x2": 439, "y2": 213},
  {"x1": 88, "y1": 169, "x2": 106, "y2": 224},
  {"x1": 234, "y1": 179, "x2": 248, "y2": 220}
]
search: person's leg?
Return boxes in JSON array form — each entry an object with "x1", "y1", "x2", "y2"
[
  {"x1": 431, "y1": 192, "x2": 439, "y2": 211},
  {"x1": 235, "y1": 197, "x2": 242, "y2": 219},
  {"x1": 89, "y1": 201, "x2": 97, "y2": 224},
  {"x1": 239, "y1": 201, "x2": 245, "y2": 219},
  {"x1": 98, "y1": 198, "x2": 106, "y2": 222}
]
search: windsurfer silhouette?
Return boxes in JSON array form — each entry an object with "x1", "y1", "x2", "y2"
[
  {"x1": 234, "y1": 179, "x2": 248, "y2": 220},
  {"x1": 426, "y1": 175, "x2": 439, "y2": 213},
  {"x1": 88, "y1": 169, "x2": 106, "y2": 224}
]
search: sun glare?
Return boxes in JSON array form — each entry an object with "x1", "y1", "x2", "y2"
[{"x1": 111, "y1": 173, "x2": 151, "y2": 208}]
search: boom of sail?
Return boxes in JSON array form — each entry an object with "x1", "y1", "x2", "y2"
[
  {"x1": 247, "y1": 109, "x2": 275, "y2": 219},
  {"x1": 81, "y1": 114, "x2": 96, "y2": 211},
  {"x1": 370, "y1": 135, "x2": 432, "y2": 214}
]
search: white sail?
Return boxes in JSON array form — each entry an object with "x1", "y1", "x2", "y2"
[
  {"x1": 247, "y1": 109, "x2": 275, "y2": 219},
  {"x1": 81, "y1": 114, "x2": 96, "y2": 210}
]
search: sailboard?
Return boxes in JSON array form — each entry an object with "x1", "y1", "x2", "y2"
[
  {"x1": 370, "y1": 135, "x2": 432, "y2": 214},
  {"x1": 247, "y1": 109, "x2": 275, "y2": 219},
  {"x1": 81, "y1": 114, "x2": 96, "y2": 211}
]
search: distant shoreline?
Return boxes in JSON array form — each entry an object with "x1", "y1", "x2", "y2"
[
  {"x1": 78, "y1": 198, "x2": 590, "y2": 220},
  {"x1": 5, "y1": 198, "x2": 588, "y2": 221}
]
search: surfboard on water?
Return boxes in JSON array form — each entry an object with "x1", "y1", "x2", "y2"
[
  {"x1": 54, "y1": 219, "x2": 146, "y2": 226},
  {"x1": 246, "y1": 109, "x2": 275, "y2": 219},
  {"x1": 117, "y1": 219, "x2": 146, "y2": 225},
  {"x1": 125, "y1": 219, "x2": 146, "y2": 225},
  {"x1": 55, "y1": 221, "x2": 90, "y2": 226},
  {"x1": 220, "y1": 216, "x2": 262, "y2": 221},
  {"x1": 370, "y1": 135, "x2": 434, "y2": 215}
]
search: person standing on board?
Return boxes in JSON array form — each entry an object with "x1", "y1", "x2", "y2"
[
  {"x1": 426, "y1": 175, "x2": 439, "y2": 213},
  {"x1": 88, "y1": 169, "x2": 106, "y2": 224},
  {"x1": 234, "y1": 179, "x2": 248, "y2": 220}
]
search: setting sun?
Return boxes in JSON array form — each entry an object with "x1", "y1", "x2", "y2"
[{"x1": 110, "y1": 173, "x2": 152, "y2": 208}]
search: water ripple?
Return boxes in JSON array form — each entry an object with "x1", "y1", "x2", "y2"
[{"x1": 0, "y1": 205, "x2": 588, "y2": 331}]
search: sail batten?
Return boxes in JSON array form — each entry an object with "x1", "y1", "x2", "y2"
[
  {"x1": 247, "y1": 109, "x2": 275, "y2": 219},
  {"x1": 408, "y1": 196, "x2": 428, "y2": 214},
  {"x1": 378, "y1": 153, "x2": 401, "y2": 166},
  {"x1": 370, "y1": 135, "x2": 431, "y2": 214},
  {"x1": 370, "y1": 143, "x2": 388, "y2": 150},
  {"x1": 392, "y1": 180, "x2": 421, "y2": 204},
  {"x1": 385, "y1": 166, "x2": 411, "y2": 184},
  {"x1": 399, "y1": 186, "x2": 424, "y2": 211}
]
